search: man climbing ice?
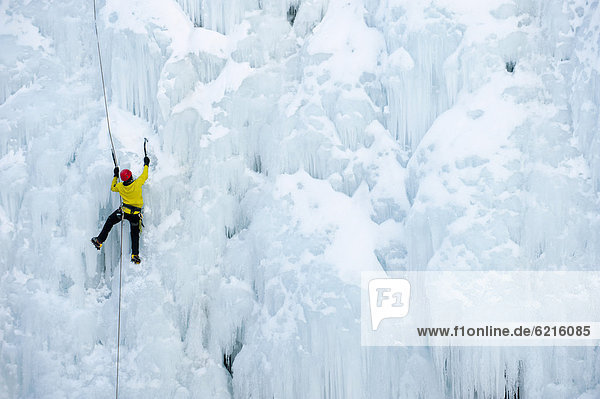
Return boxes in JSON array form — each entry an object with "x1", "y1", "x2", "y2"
[{"x1": 91, "y1": 155, "x2": 150, "y2": 264}]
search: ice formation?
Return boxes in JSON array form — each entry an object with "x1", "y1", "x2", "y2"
[{"x1": 1, "y1": 0, "x2": 600, "y2": 398}]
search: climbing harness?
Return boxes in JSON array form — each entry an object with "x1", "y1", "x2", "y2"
[
  {"x1": 121, "y1": 204, "x2": 142, "y2": 214},
  {"x1": 92, "y1": 0, "x2": 124, "y2": 397}
]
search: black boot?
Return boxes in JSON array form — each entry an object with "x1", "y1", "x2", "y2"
[
  {"x1": 131, "y1": 254, "x2": 141, "y2": 264},
  {"x1": 91, "y1": 237, "x2": 102, "y2": 250}
]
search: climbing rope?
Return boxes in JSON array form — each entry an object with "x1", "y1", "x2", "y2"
[
  {"x1": 92, "y1": 1, "x2": 124, "y2": 397},
  {"x1": 93, "y1": 0, "x2": 118, "y2": 168},
  {"x1": 115, "y1": 210, "x2": 124, "y2": 399}
]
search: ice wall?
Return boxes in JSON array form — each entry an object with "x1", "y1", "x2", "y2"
[{"x1": 1, "y1": 0, "x2": 600, "y2": 398}]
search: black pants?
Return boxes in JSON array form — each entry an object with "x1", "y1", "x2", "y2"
[{"x1": 97, "y1": 208, "x2": 141, "y2": 255}]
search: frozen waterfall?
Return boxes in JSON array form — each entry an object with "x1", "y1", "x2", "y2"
[{"x1": 1, "y1": 0, "x2": 600, "y2": 398}]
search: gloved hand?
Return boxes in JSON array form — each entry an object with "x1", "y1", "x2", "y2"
[
  {"x1": 144, "y1": 156, "x2": 150, "y2": 166},
  {"x1": 114, "y1": 167, "x2": 119, "y2": 177}
]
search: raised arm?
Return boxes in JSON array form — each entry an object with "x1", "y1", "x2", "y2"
[
  {"x1": 111, "y1": 167, "x2": 120, "y2": 192},
  {"x1": 137, "y1": 164, "x2": 149, "y2": 185}
]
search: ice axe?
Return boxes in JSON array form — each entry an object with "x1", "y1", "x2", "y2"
[{"x1": 144, "y1": 138, "x2": 148, "y2": 158}]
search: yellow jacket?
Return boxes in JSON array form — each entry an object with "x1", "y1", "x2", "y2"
[{"x1": 111, "y1": 165, "x2": 148, "y2": 213}]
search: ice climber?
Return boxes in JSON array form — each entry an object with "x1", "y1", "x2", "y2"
[{"x1": 91, "y1": 156, "x2": 150, "y2": 264}]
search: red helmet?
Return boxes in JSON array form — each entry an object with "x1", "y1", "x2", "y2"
[{"x1": 120, "y1": 169, "x2": 132, "y2": 181}]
